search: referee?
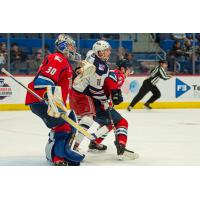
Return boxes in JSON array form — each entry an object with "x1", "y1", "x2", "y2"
[{"x1": 127, "y1": 60, "x2": 172, "y2": 111}]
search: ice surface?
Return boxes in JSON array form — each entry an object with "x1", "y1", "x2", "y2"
[{"x1": 1, "y1": 109, "x2": 200, "y2": 166}]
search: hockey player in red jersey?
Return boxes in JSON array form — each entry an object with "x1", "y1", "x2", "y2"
[
  {"x1": 91, "y1": 68, "x2": 138, "y2": 159},
  {"x1": 25, "y1": 34, "x2": 84, "y2": 166}
]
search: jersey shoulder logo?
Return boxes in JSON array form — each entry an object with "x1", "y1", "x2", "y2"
[
  {"x1": 98, "y1": 64, "x2": 105, "y2": 71},
  {"x1": 54, "y1": 55, "x2": 63, "y2": 62},
  {"x1": 109, "y1": 72, "x2": 117, "y2": 82}
]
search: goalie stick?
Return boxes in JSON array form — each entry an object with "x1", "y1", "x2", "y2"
[
  {"x1": 106, "y1": 100, "x2": 139, "y2": 160},
  {"x1": 1, "y1": 67, "x2": 96, "y2": 140}
]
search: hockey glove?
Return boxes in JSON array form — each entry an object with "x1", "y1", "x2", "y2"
[
  {"x1": 74, "y1": 61, "x2": 96, "y2": 85},
  {"x1": 111, "y1": 89, "x2": 123, "y2": 105}
]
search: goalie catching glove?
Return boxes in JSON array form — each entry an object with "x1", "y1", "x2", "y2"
[{"x1": 46, "y1": 86, "x2": 67, "y2": 118}]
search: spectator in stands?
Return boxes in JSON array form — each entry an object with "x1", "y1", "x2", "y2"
[
  {"x1": 10, "y1": 43, "x2": 28, "y2": 74},
  {"x1": 167, "y1": 41, "x2": 184, "y2": 72},
  {"x1": 124, "y1": 52, "x2": 134, "y2": 72},
  {"x1": 169, "y1": 41, "x2": 184, "y2": 57},
  {"x1": 180, "y1": 39, "x2": 194, "y2": 74},
  {"x1": 10, "y1": 43, "x2": 27, "y2": 63},
  {"x1": 182, "y1": 39, "x2": 193, "y2": 58},
  {"x1": 27, "y1": 50, "x2": 43, "y2": 74},
  {"x1": 118, "y1": 52, "x2": 148, "y2": 74},
  {"x1": 0, "y1": 42, "x2": 7, "y2": 53},
  {"x1": 0, "y1": 42, "x2": 7, "y2": 67},
  {"x1": 116, "y1": 47, "x2": 126, "y2": 65},
  {"x1": 37, "y1": 44, "x2": 51, "y2": 57},
  {"x1": 195, "y1": 35, "x2": 200, "y2": 59}
]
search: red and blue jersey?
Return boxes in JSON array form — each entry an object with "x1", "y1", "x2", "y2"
[
  {"x1": 25, "y1": 52, "x2": 73, "y2": 105},
  {"x1": 112, "y1": 69, "x2": 125, "y2": 88},
  {"x1": 103, "y1": 69, "x2": 125, "y2": 97}
]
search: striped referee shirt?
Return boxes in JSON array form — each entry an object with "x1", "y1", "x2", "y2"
[{"x1": 147, "y1": 65, "x2": 171, "y2": 85}]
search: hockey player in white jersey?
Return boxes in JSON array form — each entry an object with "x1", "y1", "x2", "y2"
[
  {"x1": 69, "y1": 42, "x2": 138, "y2": 160},
  {"x1": 69, "y1": 40, "x2": 112, "y2": 151}
]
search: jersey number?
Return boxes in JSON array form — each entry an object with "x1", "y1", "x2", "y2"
[
  {"x1": 97, "y1": 79, "x2": 101, "y2": 86},
  {"x1": 46, "y1": 67, "x2": 57, "y2": 75}
]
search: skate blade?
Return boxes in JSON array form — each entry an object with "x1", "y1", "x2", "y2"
[
  {"x1": 118, "y1": 155, "x2": 124, "y2": 160},
  {"x1": 88, "y1": 149, "x2": 106, "y2": 153},
  {"x1": 125, "y1": 151, "x2": 139, "y2": 160},
  {"x1": 118, "y1": 152, "x2": 139, "y2": 160}
]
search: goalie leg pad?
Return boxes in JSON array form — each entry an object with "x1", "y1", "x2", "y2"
[
  {"x1": 54, "y1": 132, "x2": 85, "y2": 163},
  {"x1": 45, "y1": 131, "x2": 85, "y2": 164},
  {"x1": 45, "y1": 131, "x2": 55, "y2": 162}
]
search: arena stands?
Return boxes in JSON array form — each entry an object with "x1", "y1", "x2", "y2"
[
  {"x1": 156, "y1": 33, "x2": 200, "y2": 74},
  {"x1": 0, "y1": 33, "x2": 199, "y2": 75}
]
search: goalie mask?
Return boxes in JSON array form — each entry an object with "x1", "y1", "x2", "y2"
[
  {"x1": 92, "y1": 40, "x2": 111, "y2": 61},
  {"x1": 55, "y1": 34, "x2": 81, "y2": 62}
]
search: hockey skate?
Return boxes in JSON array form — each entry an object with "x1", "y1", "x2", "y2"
[
  {"x1": 54, "y1": 161, "x2": 69, "y2": 166},
  {"x1": 144, "y1": 103, "x2": 152, "y2": 110},
  {"x1": 52, "y1": 156, "x2": 80, "y2": 166},
  {"x1": 127, "y1": 106, "x2": 132, "y2": 112},
  {"x1": 52, "y1": 156, "x2": 68, "y2": 166},
  {"x1": 88, "y1": 141, "x2": 107, "y2": 152},
  {"x1": 54, "y1": 161, "x2": 80, "y2": 166},
  {"x1": 114, "y1": 141, "x2": 139, "y2": 160}
]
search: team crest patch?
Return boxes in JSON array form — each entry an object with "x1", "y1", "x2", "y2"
[{"x1": 98, "y1": 64, "x2": 105, "y2": 71}]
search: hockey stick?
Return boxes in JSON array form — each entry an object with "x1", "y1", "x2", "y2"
[
  {"x1": 106, "y1": 100, "x2": 139, "y2": 160},
  {"x1": 1, "y1": 67, "x2": 96, "y2": 140}
]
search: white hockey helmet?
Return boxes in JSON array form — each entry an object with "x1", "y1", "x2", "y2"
[
  {"x1": 55, "y1": 34, "x2": 81, "y2": 61},
  {"x1": 92, "y1": 40, "x2": 111, "y2": 55}
]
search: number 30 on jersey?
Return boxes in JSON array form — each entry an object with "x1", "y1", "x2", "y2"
[{"x1": 46, "y1": 67, "x2": 57, "y2": 75}]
